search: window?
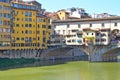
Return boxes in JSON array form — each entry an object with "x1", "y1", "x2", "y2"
[
  {"x1": 96, "y1": 39, "x2": 100, "y2": 42},
  {"x1": 78, "y1": 24, "x2": 81, "y2": 28},
  {"x1": 0, "y1": 28, "x2": 2, "y2": 32},
  {"x1": 102, "y1": 23, "x2": 104, "y2": 27},
  {"x1": 29, "y1": 24, "x2": 32, "y2": 27},
  {"x1": 29, "y1": 12, "x2": 32, "y2": 17},
  {"x1": 38, "y1": 24, "x2": 40, "y2": 28},
  {"x1": 67, "y1": 40, "x2": 71, "y2": 43},
  {"x1": 90, "y1": 24, "x2": 92, "y2": 27},
  {"x1": 16, "y1": 37, "x2": 20, "y2": 40},
  {"x1": 43, "y1": 19, "x2": 46, "y2": 22},
  {"x1": 29, "y1": 18, "x2": 32, "y2": 22},
  {"x1": 87, "y1": 33, "x2": 89, "y2": 35},
  {"x1": 14, "y1": 4, "x2": 19, "y2": 8},
  {"x1": 42, "y1": 25, "x2": 46, "y2": 28},
  {"x1": 25, "y1": 30, "x2": 28, "y2": 34},
  {"x1": 77, "y1": 34, "x2": 82, "y2": 37},
  {"x1": 63, "y1": 30, "x2": 65, "y2": 34},
  {"x1": 27, "y1": 6, "x2": 31, "y2": 9},
  {"x1": 101, "y1": 29, "x2": 107, "y2": 32},
  {"x1": 0, "y1": 13, "x2": 2, "y2": 17},
  {"x1": 4, "y1": 0, "x2": 9, "y2": 3},
  {"x1": 92, "y1": 33, "x2": 94, "y2": 35},
  {"x1": 17, "y1": 18, "x2": 19, "y2": 21},
  {"x1": 14, "y1": 11, "x2": 18, "y2": 16},
  {"x1": 48, "y1": 25, "x2": 51, "y2": 29},
  {"x1": 43, "y1": 31, "x2": 45, "y2": 35},
  {"x1": 25, "y1": 12, "x2": 29, "y2": 16},
  {"x1": 48, "y1": 19, "x2": 50, "y2": 23},
  {"x1": 0, "y1": 0, "x2": 10, "y2": 3},
  {"x1": 23, "y1": 5, "x2": 27, "y2": 9},
  {"x1": 0, "y1": 20, "x2": 2, "y2": 25},
  {"x1": 4, "y1": 14, "x2": 10, "y2": 18},
  {"x1": 3, "y1": 28, "x2": 10, "y2": 32},
  {"x1": 0, "y1": 5, "x2": 2, "y2": 9},
  {"x1": 101, "y1": 39, "x2": 106, "y2": 42},
  {"x1": 43, "y1": 38, "x2": 46, "y2": 43},
  {"x1": 72, "y1": 39, "x2": 76, "y2": 42},
  {"x1": 16, "y1": 24, "x2": 19, "y2": 27},
  {"x1": 4, "y1": 6, "x2": 10, "y2": 11},
  {"x1": 22, "y1": 31, "x2": 24, "y2": 34},
  {"x1": 114, "y1": 23, "x2": 117, "y2": 26},
  {"x1": 96, "y1": 33, "x2": 99, "y2": 36},
  {"x1": 21, "y1": 43, "x2": 24, "y2": 46},
  {"x1": 29, "y1": 37, "x2": 32, "y2": 42},
  {"x1": 78, "y1": 40, "x2": 82, "y2": 43},
  {"x1": 25, "y1": 37, "x2": 28, "y2": 42},
  {"x1": 101, "y1": 33, "x2": 106, "y2": 37},
  {"x1": 42, "y1": 44, "x2": 45, "y2": 47},
  {"x1": 25, "y1": 18, "x2": 28, "y2": 21},
  {"x1": 25, "y1": 24, "x2": 28, "y2": 27},
  {"x1": 19, "y1": 4, "x2": 22, "y2": 8},
  {"x1": 38, "y1": 37, "x2": 40, "y2": 40},
  {"x1": 67, "y1": 24, "x2": 70, "y2": 28},
  {"x1": 37, "y1": 18, "x2": 42, "y2": 22},
  {"x1": 31, "y1": 6, "x2": 36, "y2": 10},
  {"x1": 54, "y1": 25, "x2": 56, "y2": 28}
]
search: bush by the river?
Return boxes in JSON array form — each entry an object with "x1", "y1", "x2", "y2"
[{"x1": 0, "y1": 58, "x2": 35, "y2": 69}]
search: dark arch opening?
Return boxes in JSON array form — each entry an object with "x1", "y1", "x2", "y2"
[{"x1": 102, "y1": 47, "x2": 120, "y2": 62}]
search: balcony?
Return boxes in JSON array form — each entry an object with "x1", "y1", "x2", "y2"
[{"x1": 0, "y1": 46, "x2": 11, "y2": 50}]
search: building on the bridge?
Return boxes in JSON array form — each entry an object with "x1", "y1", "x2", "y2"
[
  {"x1": 0, "y1": 0, "x2": 11, "y2": 50},
  {"x1": 51, "y1": 17, "x2": 120, "y2": 47}
]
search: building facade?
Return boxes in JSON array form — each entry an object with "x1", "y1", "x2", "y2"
[
  {"x1": 92, "y1": 13, "x2": 117, "y2": 18},
  {"x1": 56, "y1": 10, "x2": 69, "y2": 20},
  {"x1": 0, "y1": 0, "x2": 52, "y2": 51},
  {"x1": 11, "y1": 0, "x2": 38, "y2": 50},
  {"x1": 65, "y1": 7, "x2": 90, "y2": 18},
  {"x1": 51, "y1": 17, "x2": 120, "y2": 46},
  {"x1": 0, "y1": 0, "x2": 11, "y2": 50}
]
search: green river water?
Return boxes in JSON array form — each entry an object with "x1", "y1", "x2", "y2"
[{"x1": 0, "y1": 61, "x2": 120, "y2": 80}]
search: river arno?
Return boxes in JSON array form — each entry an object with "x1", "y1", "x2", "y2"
[{"x1": 0, "y1": 61, "x2": 120, "y2": 80}]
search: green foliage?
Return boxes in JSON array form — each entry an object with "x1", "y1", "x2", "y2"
[{"x1": 0, "y1": 58, "x2": 35, "y2": 69}]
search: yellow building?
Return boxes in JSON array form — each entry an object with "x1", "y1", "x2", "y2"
[
  {"x1": 56, "y1": 10, "x2": 69, "y2": 20},
  {"x1": 11, "y1": 1, "x2": 37, "y2": 50},
  {"x1": 10, "y1": 0, "x2": 52, "y2": 50},
  {"x1": 37, "y1": 15, "x2": 52, "y2": 49},
  {"x1": 83, "y1": 28, "x2": 96, "y2": 45},
  {"x1": 0, "y1": 0, "x2": 51, "y2": 51},
  {"x1": 0, "y1": 0, "x2": 11, "y2": 50},
  {"x1": 46, "y1": 17, "x2": 52, "y2": 48}
]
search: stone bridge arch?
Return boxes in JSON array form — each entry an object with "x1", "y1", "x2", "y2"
[
  {"x1": 102, "y1": 47, "x2": 120, "y2": 62},
  {"x1": 90, "y1": 45, "x2": 120, "y2": 62}
]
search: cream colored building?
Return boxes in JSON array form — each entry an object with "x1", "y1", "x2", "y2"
[{"x1": 51, "y1": 17, "x2": 120, "y2": 46}]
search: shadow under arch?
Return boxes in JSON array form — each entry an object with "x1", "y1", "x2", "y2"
[{"x1": 102, "y1": 47, "x2": 120, "y2": 62}]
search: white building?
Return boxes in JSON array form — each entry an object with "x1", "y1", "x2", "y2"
[
  {"x1": 51, "y1": 17, "x2": 120, "y2": 46},
  {"x1": 65, "y1": 7, "x2": 90, "y2": 18},
  {"x1": 92, "y1": 13, "x2": 117, "y2": 18}
]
